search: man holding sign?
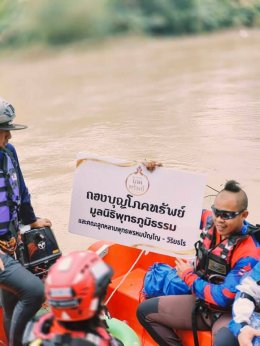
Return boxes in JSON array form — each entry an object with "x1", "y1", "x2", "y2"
[{"x1": 137, "y1": 180, "x2": 260, "y2": 346}]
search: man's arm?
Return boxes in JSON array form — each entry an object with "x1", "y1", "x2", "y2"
[
  {"x1": 8, "y1": 144, "x2": 52, "y2": 228},
  {"x1": 180, "y1": 256, "x2": 258, "y2": 308},
  {"x1": 7, "y1": 144, "x2": 37, "y2": 224}
]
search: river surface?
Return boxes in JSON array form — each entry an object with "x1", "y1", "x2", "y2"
[{"x1": 1, "y1": 29, "x2": 260, "y2": 254}]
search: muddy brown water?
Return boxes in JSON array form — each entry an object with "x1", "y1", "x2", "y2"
[{"x1": 1, "y1": 29, "x2": 260, "y2": 254}]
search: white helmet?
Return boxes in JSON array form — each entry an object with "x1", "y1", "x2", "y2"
[{"x1": 0, "y1": 97, "x2": 27, "y2": 130}]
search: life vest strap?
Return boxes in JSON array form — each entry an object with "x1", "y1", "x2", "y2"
[
  {"x1": 0, "y1": 200, "x2": 16, "y2": 207},
  {"x1": 240, "y1": 292, "x2": 256, "y2": 307},
  {"x1": 0, "y1": 221, "x2": 11, "y2": 230}
]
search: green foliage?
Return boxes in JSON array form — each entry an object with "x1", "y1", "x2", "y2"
[
  {"x1": 0, "y1": 0, "x2": 114, "y2": 47},
  {"x1": 0, "y1": 0, "x2": 18, "y2": 34},
  {"x1": 33, "y1": 0, "x2": 113, "y2": 44},
  {"x1": 0, "y1": 0, "x2": 260, "y2": 48},
  {"x1": 110, "y1": 0, "x2": 260, "y2": 35},
  {"x1": 232, "y1": 0, "x2": 260, "y2": 27}
]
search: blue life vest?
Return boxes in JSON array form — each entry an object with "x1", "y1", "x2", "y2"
[{"x1": 0, "y1": 148, "x2": 20, "y2": 236}]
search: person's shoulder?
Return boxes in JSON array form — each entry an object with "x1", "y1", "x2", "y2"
[
  {"x1": 236, "y1": 234, "x2": 259, "y2": 251},
  {"x1": 231, "y1": 235, "x2": 260, "y2": 265},
  {"x1": 5, "y1": 143, "x2": 18, "y2": 159},
  {"x1": 6, "y1": 143, "x2": 17, "y2": 154}
]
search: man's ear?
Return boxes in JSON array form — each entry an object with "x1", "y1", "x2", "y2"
[{"x1": 242, "y1": 210, "x2": 249, "y2": 219}]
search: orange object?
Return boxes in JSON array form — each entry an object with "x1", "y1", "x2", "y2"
[
  {"x1": 0, "y1": 241, "x2": 212, "y2": 345},
  {"x1": 0, "y1": 308, "x2": 7, "y2": 345},
  {"x1": 88, "y1": 241, "x2": 212, "y2": 346}
]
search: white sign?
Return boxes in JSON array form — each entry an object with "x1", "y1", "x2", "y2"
[{"x1": 69, "y1": 153, "x2": 206, "y2": 259}]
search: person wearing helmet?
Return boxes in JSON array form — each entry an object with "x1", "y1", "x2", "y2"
[
  {"x1": 0, "y1": 96, "x2": 52, "y2": 346},
  {"x1": 23, "y1": 251, "x2": 124, "y2": 346}
]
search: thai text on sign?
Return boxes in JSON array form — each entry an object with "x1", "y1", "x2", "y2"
[{"x1": 69, "y1": 153, "x2": 206, "y2": 259}]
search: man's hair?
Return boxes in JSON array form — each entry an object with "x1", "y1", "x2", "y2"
[
  {"x1": 222, "y1": 180, "x2": 248, "y2": 210},
  {"x1": 224, "y1": 180, "x2": 241, "y2": 193}
]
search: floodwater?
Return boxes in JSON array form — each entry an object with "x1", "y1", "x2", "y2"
[{"x1": 1, "y1": 29, "x2": 260, "y2": 254}]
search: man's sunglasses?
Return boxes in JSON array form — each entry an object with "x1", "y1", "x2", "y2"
[{"x1": 211, "y1": 205, "x2": 245, "y2": 220}]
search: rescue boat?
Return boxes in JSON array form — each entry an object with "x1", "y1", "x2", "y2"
[
  {"x1": 0, "y1": 240, "x2": 212, "y2": 346},
  {"x1": 88, "y1": 240, "x2": 212, "y2": 346}
]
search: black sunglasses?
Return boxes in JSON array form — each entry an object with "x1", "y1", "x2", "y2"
[{"x1": 211, "y1": 205, "x2": 245, "y2": 220}]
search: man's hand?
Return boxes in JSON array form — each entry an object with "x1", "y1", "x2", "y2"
[
  {"x1": 143, "y1": 160, "x2": 162, "y2": 172},
  {"x1": 175, "y1": 258, "x2": 194, "y2": 278},
  {"x1": 238, "y1": 325, "x2": 260, "y2": 346},
  {"x1": 0, "y1": 236, "x2": 17, "y2": 255},
  {"x1": 30, "y1": 218, "x2": 52, "y2": 229},
  {"x1": 0, "y1": 252, "x2": 5, "y2": 271}
]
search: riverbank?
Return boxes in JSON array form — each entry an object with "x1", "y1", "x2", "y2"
[{"x1": 1, "y1": 0, "x2": 260, "y2": 49}]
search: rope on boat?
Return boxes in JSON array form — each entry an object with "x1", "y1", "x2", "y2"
[{"x1": 105, "y1": 249, "x2": 146, "y2": 305}]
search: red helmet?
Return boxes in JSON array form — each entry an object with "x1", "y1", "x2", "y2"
[{"x1": 45, "y1": 250, "x2": 113, "y2": 322}]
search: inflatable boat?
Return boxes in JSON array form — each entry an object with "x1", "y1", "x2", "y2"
[
  {"x1": 0, "y1": 240, "x2": 212, "y2": 346},
  {"x1": 88, "y1": 240, "x2": 212, "y2": 346}
]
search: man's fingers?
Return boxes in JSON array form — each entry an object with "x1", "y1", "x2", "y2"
[
  {"x1": 0, "y1": 258, "x2": 5, "y2": 271},
  {"x1": 143, "y1": 160, "x2": 163, "y2": 172}
]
